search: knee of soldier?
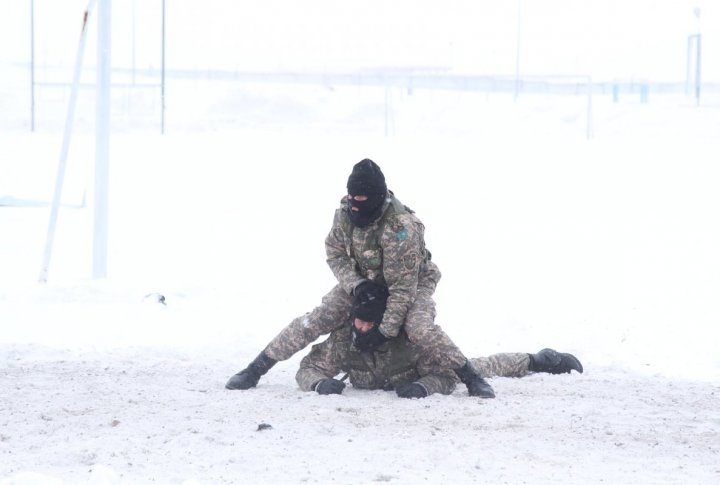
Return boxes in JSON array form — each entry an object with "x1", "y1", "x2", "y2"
[
  {"x1": 403, "y1": 321, "x2": 440, "y2": 344},
  {"x1": 316, "y1": 288, "x2": 353, "y2": 319},
  {"x1": 295, "y1": 310, "x2": 347, "y2": 337}
]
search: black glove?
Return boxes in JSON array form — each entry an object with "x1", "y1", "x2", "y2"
[
  {"x1": 353, "y1": 281, "x2": 390, "y2": 310},
  {"x1": 352, "y1": 325, "x2": 389, "y2": 353},
  {"x1": 314, "y1": 378, "x2": 346, "y2": 395},
  {"x1": 353, "y1": 281, "x2": 375, "y2": 298},
  {"x1": 395, "y1": 382, "x2": 428, "y2": 399}
]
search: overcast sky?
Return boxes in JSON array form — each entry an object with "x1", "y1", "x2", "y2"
[{"x1": 1, "y1": 0, "x2": 717, "y2": 82}]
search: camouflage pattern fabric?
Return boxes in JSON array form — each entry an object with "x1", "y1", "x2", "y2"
[
  {"x1": 296, "y1": 325, "x2": 532, "y2": 397},
  {"x1": 325, "y1": 192, "x2": 466, "y2": 368},
  {"x1": 264, "y1": 192, "x2": 466, "y2": 369},
  {"x1": 264, "y1": 285, "x2": 351, "y2": 361},
  {"x1": 325, "y1": 193, "x2": 440, "y2": 338},
  {"x1": 469, "y1": 353, "x2": 531, "y2": 379}
]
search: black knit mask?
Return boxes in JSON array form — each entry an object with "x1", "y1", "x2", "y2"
[
  {"x1": 346, "y1": 159, "x2": 387, "y2": 227},
  {"x1": 350, "y1": 283, "x2": 389, "y2": 348}
]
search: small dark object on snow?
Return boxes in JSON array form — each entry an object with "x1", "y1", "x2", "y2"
[
  {"x1": 144, "y1": 293, "x2": 166, "y2": 305},
  {"x1": 257, "y1": 423, "x2": 272, "y2": 431}
]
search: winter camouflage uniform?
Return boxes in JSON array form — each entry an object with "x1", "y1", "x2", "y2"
[
  {"x1": 296, "y1": 325, "x2": 531, "y2": 396},
  {"x1": 264, "y1": 192, "x2": 467, "y2": 370}
]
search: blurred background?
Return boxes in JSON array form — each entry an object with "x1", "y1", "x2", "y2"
[
  {"x1": 1, "y1": 1, "x2": 718, "y2": 380},
  {"x1": 1, "y1": 0, "x2": 718, "y2": 137}
]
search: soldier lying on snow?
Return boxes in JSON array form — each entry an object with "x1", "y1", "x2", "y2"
[{"x1": 296, "y1": 282, "x2": 583, "y2": 398}]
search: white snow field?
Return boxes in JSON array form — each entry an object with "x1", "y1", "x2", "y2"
[{"x1": 2, "y1": 0, "x2": 720, "y2": 483}]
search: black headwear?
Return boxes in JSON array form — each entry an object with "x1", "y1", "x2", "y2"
[
  {"x1": 350, "y1": 282, "x2": 390, "y2": 353},
  {"x1": 346, "y1": 159, "x2": 387, "y2": 227},
  {"x1": 347, "y1": 159, "x2": 387, "y2": 195},
  {"x1": 351, "y1": 282, "x2": 389, "y2": 324}
]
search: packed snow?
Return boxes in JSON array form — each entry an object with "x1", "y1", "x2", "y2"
[{"x1": 2, "y1": 1, "x2": 720, "y2": 484}]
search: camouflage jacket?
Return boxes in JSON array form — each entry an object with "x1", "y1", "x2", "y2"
[
  {"x1": 325, "y1": 192, "x2": 441, "y2": 338},
  {"x1": 296, "y1": 325, "x2": 459, "y2": 396}
]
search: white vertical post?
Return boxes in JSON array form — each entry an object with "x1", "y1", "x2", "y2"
[
  {"x1": 30, "y1": 0, "x2": 35, "y2": 131},
  {"x1": 131, "y1": 0, "x2": 136, "y2": 84},
  {"x1": 161, "y1": 0, "x2": 166, "y2": 134},
  {"x1": 39, "y1": 1, "x2": 97, "y2": 284},
  {"x1": 686, "y1": 36, "x2": 693, "y2": 95},
  {"x1": 514, "y1": 0, "x2": 522, "y2": 100},
  {"x1": 94, "y1": 0, "x2": 111, "y2": 279},
  {"x1": 694, "y1": 8, "x2": 702, "y2": 107},
  {"x1": 586, "y1": 76, "x2": 594, "y2": 140}
]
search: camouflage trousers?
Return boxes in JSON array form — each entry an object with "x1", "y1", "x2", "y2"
[
  {"x1": 469, "y1": 353, "x2": 531, "y2": 379},
  {"x1": 264, "y1": 284, "x2": 467, "y2": 369}
]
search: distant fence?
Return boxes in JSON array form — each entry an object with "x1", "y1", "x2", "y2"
[{"x1": 11, "y1": 64, "x2": 720, "y2": 137}]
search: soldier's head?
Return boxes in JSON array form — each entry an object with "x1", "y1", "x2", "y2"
[
  {"x1": 351, "y1": 283, "x2": 389, "y2": 335},
  {"x1": 346, "y1": 159, "x2": 387, "y2": 227}
]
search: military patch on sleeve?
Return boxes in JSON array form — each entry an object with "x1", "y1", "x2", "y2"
[
  {"x1": 402, "y1": 252, "x2": 418, "y2": 270},
  {"x1": 396, "y1": 228, "x2": 408, "y2": 241}
]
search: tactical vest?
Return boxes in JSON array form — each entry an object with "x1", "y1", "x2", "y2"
[
  {"x1": 340, "y1": 194, "x2": 430, "y2": 286},
  {"x1": 345, "y1": 335, "x2": 421, "y2": 390}
]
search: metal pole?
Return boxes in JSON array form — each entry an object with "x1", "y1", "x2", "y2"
[
  {"x1": 131, "y1": 0, "x2": 136, "y2": 84},
  {"x1": 94, "y1": 0, "x2": 111, "y2": 279},
  {"x1": 514, "y1": 0, "x2": 522, "y2": 100},
  {"x1": 694, "y1": 8, "x2": 702, "y2": 107},
  {"x1": 586, "y1": 76, "x2": 593, "y2": 140},
  {"x1": 695, "y1": 34, "x2": 702, "y2": 106},
  {"x1": 39, "y1": 0, "x2": 97, "y2": 283},
  {"x1": 161, "y1": 0, "x2": 166, "y2": 134},
  {"x1": 686, "y1": 36, "x2": 692, "y2": 95},
  {"x1": 30, "y1": 0, "x2": 35, "y2": 131}
]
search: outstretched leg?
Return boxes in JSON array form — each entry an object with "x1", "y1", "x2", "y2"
[
  {"x1": 225, "y1": 285, "x2": 352, "y2": 390},
  {"x1": 470, "y1": 353, "x2": 532, "y2": 379},
  {"x1": 225, "y1": 352, "x2": 277, "y2": 390},
  {"x1": 469, "y1": 349, "x2": 583, "y2": 379}
]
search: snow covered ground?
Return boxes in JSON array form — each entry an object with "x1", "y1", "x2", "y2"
[
  {"x1": 2, "y1": 1, "x2": 720, "y2": 483},
  {"x1": 2, "y1": 93, "x2": 719, "y2": 483}
]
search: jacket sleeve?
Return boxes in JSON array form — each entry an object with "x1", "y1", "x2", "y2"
[
  {"x1": 295, "y1": 327, "x2": 350, "y2": 392},
  {"x1": 377, "y1": 214, "x2": 424, "y2": 338},
  {"x1": 325, "y1": 207, "x2": 365, "y2": 295}
]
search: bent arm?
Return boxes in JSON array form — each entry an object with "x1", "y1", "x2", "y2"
[
  {"x1": 325, "y1": 208, "x2": 365, "y2": 294},
  {"x1": 378, "y1": 216, "x2": 424, "y2": 337}
]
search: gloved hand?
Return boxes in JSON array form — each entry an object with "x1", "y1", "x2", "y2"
[
  {"x1": 353, "y1": 281, "x2": 382, "y2": 299},
  {"x1": 314, "y1": 378, "x2": 346, "y2": 395},
  {"x1": 395, "y1": 382, "x2": 428, "y2": 399},
  {"x1": 352, "y1": 325, "x2": 389, "y2": 353}
]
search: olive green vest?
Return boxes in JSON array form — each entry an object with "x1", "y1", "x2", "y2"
[{"x1": 344, "y1": 335, "x2": 421, "y2": 390}]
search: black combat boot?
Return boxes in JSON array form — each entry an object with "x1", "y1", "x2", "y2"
[
  {"x1": 225, "y1": 352, "x2": 277, "y2": 390},
  {"x1": 528, "y1": 348, "x2": 583, "y2": 374},
  {"x1": 455, "y1": 362, "x2": 495, "y2": 398}
]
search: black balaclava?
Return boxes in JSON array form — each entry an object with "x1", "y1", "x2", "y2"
[
  {"x1": 346, "y1": 159, "x2": 387, "y2": 227},
  {"x1": 350, "y1": 284, "x2": 389, "y2": 345}
]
